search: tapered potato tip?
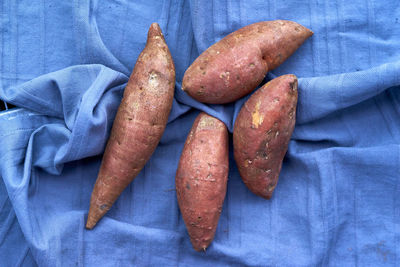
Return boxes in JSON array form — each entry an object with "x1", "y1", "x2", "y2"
[
  {"x1": 86, "y1": 219, "x2": 96, "y2": 230},
  {"x1": 265, "y1": 21, "x2": 313, "y2": 70},
  {"x1": 86, "y1": 202, "x2": 109, "y2": 229},
  {"x1": 191, "y1": 239, "x2": 211, "y2": 252},
  {"x1": 148, "y1": 22, "x2": 163, "y2": 39},
  {"x1": 282, "y1": 74, "x2": 298, "y2": 88}
]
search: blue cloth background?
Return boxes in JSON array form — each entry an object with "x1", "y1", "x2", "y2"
[{"x1": 1, "y1": 0, "x2": 400, "y2": 266}]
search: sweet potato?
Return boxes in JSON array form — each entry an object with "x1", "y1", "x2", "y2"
[
  {"x1": 182, "y1": 20, "x2": 312, "y2": 104},
  {"x1": 176, "y1": 112, "x2": 229, "y2": 251},
  {"x1": 86, "y1": 23, "x2": 175, "y2": 229},
  {"x1": 233, "y1": 75, "x2": 297, "y2": 199}
]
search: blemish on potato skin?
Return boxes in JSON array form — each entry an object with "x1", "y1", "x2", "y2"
[
  {"x1": 251, "y1": 101, "x2": 264, "y2": 128},
  {"x1": 219, "y1": 71, "x2": 230, "y2": 80},
  {"x1": 289, "y1": 109, "x2": 294, "y2": 118},
  {"x1": 99, "y1": 204, "x2": 109, "y2": 211},
  {"x1": 257, "y1": 149, "x2": 268, "y2": 159},
  {"x1": 244, "y1": 160, "x2": 249, "y2": 167},
  {"x1": 197, "y1": 115, "x2": 218, "y2": 130},
  {"x1": 268, "y1": 183, "x2": 276, "y2": 192},
  {"x1": 290, "y1": 81, "x2": 297, "y2": 91}
]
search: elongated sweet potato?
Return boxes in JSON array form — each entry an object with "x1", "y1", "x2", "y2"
[
  {"x1": 182, "y1": 20, "x2": 311, "y2": 104},
  {"x1": 233, "y1": 75, "x2": 297, "y2": 199},
  {"x1": 176, "y1": 112, "x2": 229, "y2": 251},
  {"x1": 86, "y1": 23, "x2": 175, "y2": 229}
]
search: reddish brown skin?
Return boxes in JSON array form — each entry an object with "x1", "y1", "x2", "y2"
[
  {"x1": 86, "y1": 23, "x2": 175, "y2": 229},
  {"x1": 233, "y1": 75, "x2": 298, "y2": 199},
  {"x1": 182, "y1": 20, "x2": 312, "y2": 104},
  {"x1": 176, "y1": 112, "x2": 229, "y2": 252}
]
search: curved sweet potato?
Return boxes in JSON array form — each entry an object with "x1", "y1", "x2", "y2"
[
  {"x1": 182, "y1": 20, "x2": 311, "y2": 104},
  {"x1": 233, "y1": 75, "x2": 297, "y2": 199},
  {"x1": 176, "y1": 112, "x2": 229, "y2": 251},
  {"x1": 86, "y1": 23, "x2": 175, "y2": 229}
]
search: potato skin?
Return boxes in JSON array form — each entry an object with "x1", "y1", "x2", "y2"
[
  {"x1": 176, "y1": 112, "x2": 229, "y2": 251},
  {"x1": 233, "y1": 75, "x2": 298, "y2": 199},
  {"x1": 182, "y1": 20, "x2": 312, "y2": 104},
  {"x1": 86, "y1": 23, "x2": 175, "y2": 229}
]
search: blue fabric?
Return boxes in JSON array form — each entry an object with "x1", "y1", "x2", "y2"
[{"x1": 1, "y1": 0, "x2": 400, "y2": 266}]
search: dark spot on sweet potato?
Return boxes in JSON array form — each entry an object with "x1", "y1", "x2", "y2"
[
  {"x1": 186, "y1": 182, "x2": 191, "y2": 190},
  {"x1": 290, "y1": 81, "x2": 297, "y2": 91},
  {"x1": 100, "y1": 204, "x2": 109, "y2": 211},
  {"x1": 257, "y1": 149, "x2": 268, "y2": 159},
  {"x1": 198, "y1": 216, "x2": 202, "y2": 220}
]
